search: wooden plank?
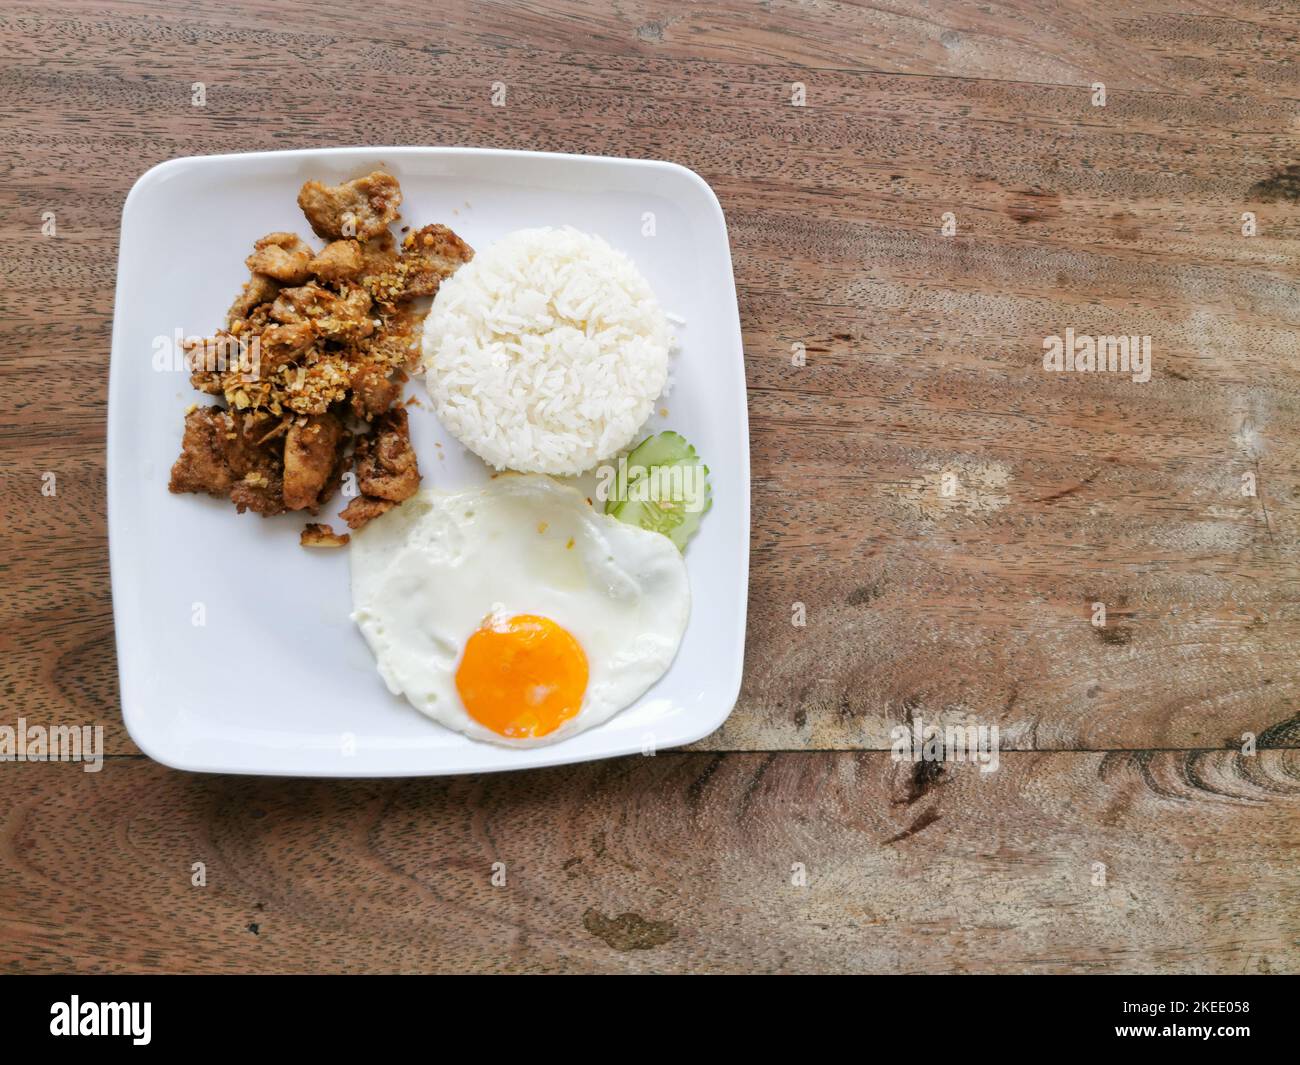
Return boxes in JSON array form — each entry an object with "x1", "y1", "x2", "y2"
[
  {"x1": 1, "y1": 752, "x2": 1296, "y2": 974},
  {"x1": 5, "y1": 0, "x2": 1296, "y2": 96},
  {"x1": 1, "y1": 2, "x2": 1298, "y2": 756}
]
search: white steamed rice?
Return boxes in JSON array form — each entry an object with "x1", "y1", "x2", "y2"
[{"x1": 421, "y1": 226, "x2": 673, "y2": 476}]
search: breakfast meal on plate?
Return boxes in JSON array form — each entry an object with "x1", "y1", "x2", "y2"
[
  {"x1": 165, "y1": 169, "x2": 715, "y2": 748},
  {"x1": 350, "y1": 475, "x2": 690, "y2": 746},
  {"x1": 167, "y1": 171, "x2": 473, "y2": 538}
]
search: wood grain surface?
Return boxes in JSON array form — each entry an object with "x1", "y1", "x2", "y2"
[
  {"x1": 1, "y1": 0, "x2": 1298, "y2": 973},
  {"x1": 4, "y1": 752, "x2": 1298, "y2": 974}
]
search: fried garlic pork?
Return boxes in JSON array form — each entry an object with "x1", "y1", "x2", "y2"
[
  {"x1": 298, "y1": 171, "x2": 402, "y2": 241},
  {"x1": 339, "y1": 408, "x2": 420, "y2": 529},
  {"x1": 168, "y1": 171, "x2": 472, "y2": 537}
]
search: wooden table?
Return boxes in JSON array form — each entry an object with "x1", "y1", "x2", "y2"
[{"x1": 3, "y1": 0, "x2": 1298, "y2": 974}]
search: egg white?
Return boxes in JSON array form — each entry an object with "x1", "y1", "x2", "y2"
[{"x1": 349, "y1": 474, "x2": 690, "y2": 746}]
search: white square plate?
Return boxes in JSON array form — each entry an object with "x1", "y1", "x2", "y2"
[{"x1": 108, "y1": 147, "x2": 749, "y2": 776}]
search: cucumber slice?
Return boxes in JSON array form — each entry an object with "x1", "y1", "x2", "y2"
[
  {"x1": 616, "y1": 489, "x2": 711, "y2": 552},
  {"x1": 604, "y1": 431, "x2": 711, "y2": 551},
  {"x1": 625, "y1": 430, "x2": 697, "y2": 471}
]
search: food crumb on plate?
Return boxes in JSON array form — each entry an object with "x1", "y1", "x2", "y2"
[{"x1": 301, "y1": 522, "x2": 350, "y2": 548}]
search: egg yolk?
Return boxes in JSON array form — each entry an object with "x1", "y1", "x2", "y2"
[{"x1": 455, "y1": 614, "x2": 589, "y2": 739}]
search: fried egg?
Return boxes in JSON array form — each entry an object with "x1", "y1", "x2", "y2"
[{"x1": 350, "y1": 474, "x2": 690, "y2": 746}]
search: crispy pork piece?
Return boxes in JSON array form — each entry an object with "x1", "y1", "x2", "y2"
[
  {"x1": 169, "y1": 407, "x2": 286, "y2": 516},
  {"x1": 348, "y1": 363, "x2": 401, "y2": 419},
  {"x1": 397, "y1": 224, "x2": 474, "y2": 298},
  {"x1": 270, "y1": 282, "x2": 375, "y2": 341},
  {"x1": 363, "y1": 225, "x2": 473, "y2": 304},
  {"x1": 353, "y1": 324, "x2": 421, "y2": 373},
  {"x1": 307, "y1": 239, "x2": 364, "y2": 282},
  {"x1": 192, "y1": 376, "x2": 225, "y2": 396},
  {"x1": 226, "y1": 410, "x2": 283, "y2": 471},
  {"x1": 181, "y1": 337, "x2": 213, "y2": 390},
  {"x1": 185, "y1": 332, "x2": 255, "y2": 379},
  {"x1": 300, "y1": 523, "x2": 350, "y2": 548},
  {"x1": 283, "y1": 412, "x2": 345, "y2": 510},
  {"x1": 358, "y1": 232, "x2": 400, "y2": 278},
  {"x1": 245, "y1": 232, "x2": 315, "y2": 284},
  {"x1": 257, "y1": 322, "x2": 316, "y2": 375},
  {"x1": 297, "y1": 171, "x2": 402, "y2": 241},
  {"x1": 339, "y1": 408, "x2": 420, "y2": 529},
  {"x1": 354, "y1": 407, "x2": 419, "y2": 502},
  {"x1": 226, "y1": 272, "x2": 282, "y2": 326},
  {"x1": 339, "y1": 495, "x2": 396, "y2": 529},
  {"x1": 230, "y1": 470, "x2": 286, "y2": 516},
  {"x1": 268, "y1": 281, "x2": 326, "y2": 325},
  {"x1": 169, "y1": 406, "x2": 239, "y2": 496},
  {"x1": 315, "y1": 286, "x2": 375, "y2": 341}
]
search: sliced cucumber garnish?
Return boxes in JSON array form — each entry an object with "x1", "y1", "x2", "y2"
[
  {"x1": 605, "y1": 431, "x2": 711, "y2": 552},
  {"x1": 623, "y1": 430, "x2": 697, "y2": 470},
  {"x1": 614, "y1": 495, "x2": 710, "y2": 551}
]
